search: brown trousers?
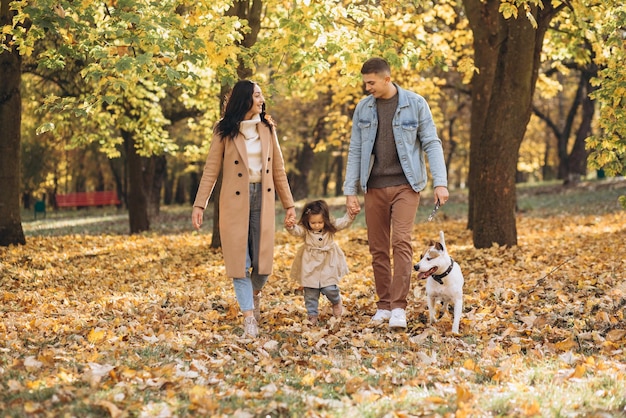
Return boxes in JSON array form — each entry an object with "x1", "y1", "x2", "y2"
[{"x1": 364, "y1": 184, "x2": 420, "y2": 310}]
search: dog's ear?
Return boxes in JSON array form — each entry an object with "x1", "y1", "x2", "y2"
[{"x1": 435, "y1": 242, "x2": 444, "y2": 251}]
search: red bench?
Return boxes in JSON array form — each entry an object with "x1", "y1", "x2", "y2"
[{"x1": 56, "y1": 191, "x2": 121, "y2": 208}]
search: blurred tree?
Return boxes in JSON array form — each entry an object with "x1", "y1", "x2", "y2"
[
  {"x1": 463, "y1": 0, "x2": 564, "y2": 248},
  {"x1": 5, "y1": 0, "x2": 238, "y2": 235},
  {"x1": 0, "y1": 0, "x2": 26, "y2": 246},
  {"x1": 586, "y1": 2, "x2": 626, "y2": 192}
]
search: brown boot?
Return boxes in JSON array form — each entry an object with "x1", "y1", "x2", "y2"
[
  {"x1": 332, "y1": 300, "x2": 343, "y2": 318},
  {"x1": 307, "y1": 315, "x2": 318, "y2": 325}
]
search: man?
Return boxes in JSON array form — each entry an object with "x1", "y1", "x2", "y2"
[{"x1": 344, "y1": 57, "x2": 449, "y2": 329}]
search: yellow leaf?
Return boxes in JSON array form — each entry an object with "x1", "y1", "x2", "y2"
[
  {"x1": 606, "y1": 329, "x2": 626, "y2": 342},
  {"x1": 88, "y1": 328, "x2": 107, "y2": 344},
  {"x1": 554, "y1": 338, "x2": 576, "y2": 351},
  {"x1": 301, "y1": 373, "x2": 316, "y2": 386},
  {"x1": 95, "y1": 400, "x2": 123, "y2": 418},
  {"x1": 521, "y1": 399, "x2": 541, "y2": 416},
  {"x1": 463, "y1": 358, "x2": 476, "y2": 371},
  {"x1": 424, "y1": 396, "x2": 447, "y2": 404},
  {"x1": 569, "y1": 364, "x2": 586, "y2": 379},
  {"x1": 189, "y1": 385, "x2": 210, "y2": 405},
  {"x1": 24, "y1": 402, "x2": 43, "y2": 413},
  {"x1": 456, "y1": 383, "x2": 473, "y2": 406}
]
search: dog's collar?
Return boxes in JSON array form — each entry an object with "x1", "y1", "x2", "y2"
[{"x1": 432, "y1": 258, "x2": 455, "y2": 285}]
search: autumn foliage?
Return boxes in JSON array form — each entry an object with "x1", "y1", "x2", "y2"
[{"x1": 1, "y1": 203, "x2": 625, "y2": 416}]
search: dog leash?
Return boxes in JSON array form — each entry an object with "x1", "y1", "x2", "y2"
[{"x1": 427, "y1": 199, "x2": 440, "y2": 222}]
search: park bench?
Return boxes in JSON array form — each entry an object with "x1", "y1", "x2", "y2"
[{"x1": 56, "y1": 191, "x2": 121, "y2": 208}]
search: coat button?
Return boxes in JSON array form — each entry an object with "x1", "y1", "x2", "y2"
[
  {"x1": 238, "y1": 173, "x2": 243, "y2": 177},
  {"x1": 266, "y1": 169, "x2": 269, "y2": 173},
  {"x1": 236, "y1": 191, "x2": 240, "y2": 195},
  {"x1": 234, "y1": 160, "x2": 239, "y2": 164},
  {"x1": 267, "y1": 188, "x2": 272, "y2": 192}
]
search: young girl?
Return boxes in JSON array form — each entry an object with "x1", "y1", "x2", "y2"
[{"x1": 285, "y1": 200, "x2": 355, "y2": 325}]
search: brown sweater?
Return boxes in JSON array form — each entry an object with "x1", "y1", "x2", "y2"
[{"x1": 368, "y1": 93, "x2": 408, "y2": 189}]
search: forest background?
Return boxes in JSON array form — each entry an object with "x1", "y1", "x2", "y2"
[{"x1": 1, "y1": 0, "x2": 625, "y2": 247}]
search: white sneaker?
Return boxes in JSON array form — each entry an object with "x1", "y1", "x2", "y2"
[
  {"x1": 371, "y1": 309, "x2": 392, "y2": 322},
  {"x1": 243, "y1": 316, "x2": 258, "y2": 338},
  {"x1": 389, "y1": 308, "x2": 407, "y2": 329}
]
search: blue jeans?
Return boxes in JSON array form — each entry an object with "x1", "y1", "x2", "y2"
[
  {"x1": 233, "y1": 183, "x2": 268, "y2": 312},
  {"x1": 304, "y1": 285, "x2": 341, "y2": 317}
]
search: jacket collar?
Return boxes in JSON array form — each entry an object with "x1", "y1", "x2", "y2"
[{"x1": 365, "y1": 83, "x2": 410, "y2": 109}]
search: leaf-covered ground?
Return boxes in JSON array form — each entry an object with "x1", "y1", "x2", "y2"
[{"x1": 1, "y1": 209, "x2": 625, "y2": 416}]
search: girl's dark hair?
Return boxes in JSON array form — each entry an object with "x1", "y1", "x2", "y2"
[
  {"x1": 299, "y1": 200, "x2": 337, "y2": 234},
  {"x1": 215, "y1": 80, "x2": 273, "y2": 140}
]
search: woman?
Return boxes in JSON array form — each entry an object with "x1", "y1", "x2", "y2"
[{"x1": 192, "y1": 80, "x2": 296, "y2": 338}]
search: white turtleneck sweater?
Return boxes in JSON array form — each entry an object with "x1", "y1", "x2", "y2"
[{"x1": 239, "y1": 116, "x2": 263, "y2": 183}]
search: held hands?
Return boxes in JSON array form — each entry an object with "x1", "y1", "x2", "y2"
[
  {"x1": 284, "y1": 207, "x2": 296, "y2": 229},
  {"x1": 346, "y1": 195, "x2": 361, "y2": 218}
]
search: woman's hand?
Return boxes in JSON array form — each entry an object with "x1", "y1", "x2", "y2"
[
  {"x1": 284, "y1": 207, "x2": 296, "y2": 228},
  {"x1": 191, "y1": 206, "x2": 204, "y2": 230}
]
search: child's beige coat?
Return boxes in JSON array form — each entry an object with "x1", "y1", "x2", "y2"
[{"x1": 287, "y1": 213, "x2": 353, "y2": 288}]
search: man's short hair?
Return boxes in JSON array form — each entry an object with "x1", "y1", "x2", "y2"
[{"x1": 361, "y1": 58, "x2": 391, "y2": 75}]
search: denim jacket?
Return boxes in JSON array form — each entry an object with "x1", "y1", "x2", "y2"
[{"x1": 343, "y1": 84, "x2": 448, "y2": 195}]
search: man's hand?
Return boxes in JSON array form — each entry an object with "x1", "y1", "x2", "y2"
[
  {"x1": 346, "y1": 195, "x2": 361, "y2": 217},
  {"x1": 434, "y1": 186, "x2": 449, "y2": 205}
]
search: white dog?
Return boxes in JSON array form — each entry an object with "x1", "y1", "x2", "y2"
[{"x1": 414, "y1": 231, "x2": 464, "y2": 333}]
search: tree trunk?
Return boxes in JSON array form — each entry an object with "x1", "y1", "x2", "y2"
[
  {"x1": 288, "y1": 142, "x2": 314, "y2": 201},
  {"x1": 557, "y1": 74, "x2": 585, "y2": 181},
  {"x1": 143, "y1": 155, "x2": 166, "y2": 217},
  {"x1": 122, "y1": 130, "x2": 150, "y2": 233},
  {"x1": 109, "y1": 157, "x2": 125, "y2": 207},
  {"x1": 0, "y1": 0, "x2": 26, "y2": 246},
  {"x1": 333, "y1": 154, "x2": 343, "y2": 197},
  {"x1": 464, "y1": 0, "x2": 557, "y2": 248},
  {"x1": 566, "y1": 69, "x2": 596, "y2": 185},
  {"x1": 532, "y1": 64, "x2": 597, "y2": 185}
]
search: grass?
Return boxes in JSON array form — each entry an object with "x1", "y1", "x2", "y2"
[{"x1": 21, "y1": 177, "x2": 626, "y2": 237}]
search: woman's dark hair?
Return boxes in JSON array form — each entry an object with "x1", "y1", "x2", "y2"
[
  {"x1": 298, "y1": 200, "x2": 337, "y2": 234},
  {"x1": 215, "y1": 80, "x2": 273, "y2": 140}
]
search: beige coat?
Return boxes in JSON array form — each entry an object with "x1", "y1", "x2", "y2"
[
  {"x1": 193, "y1": 121, "x2": 294, "y2": 278},
  {"x1": 287, "y1": 213, "x2": 354, "y2": 288}
]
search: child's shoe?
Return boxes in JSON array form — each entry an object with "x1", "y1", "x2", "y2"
[
  {"x1": 307, "y1": 315, "x2": 318, "y2": 325},
  {"x1": 332, "y1": 300, "x2": 343, "y2": 318}
]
